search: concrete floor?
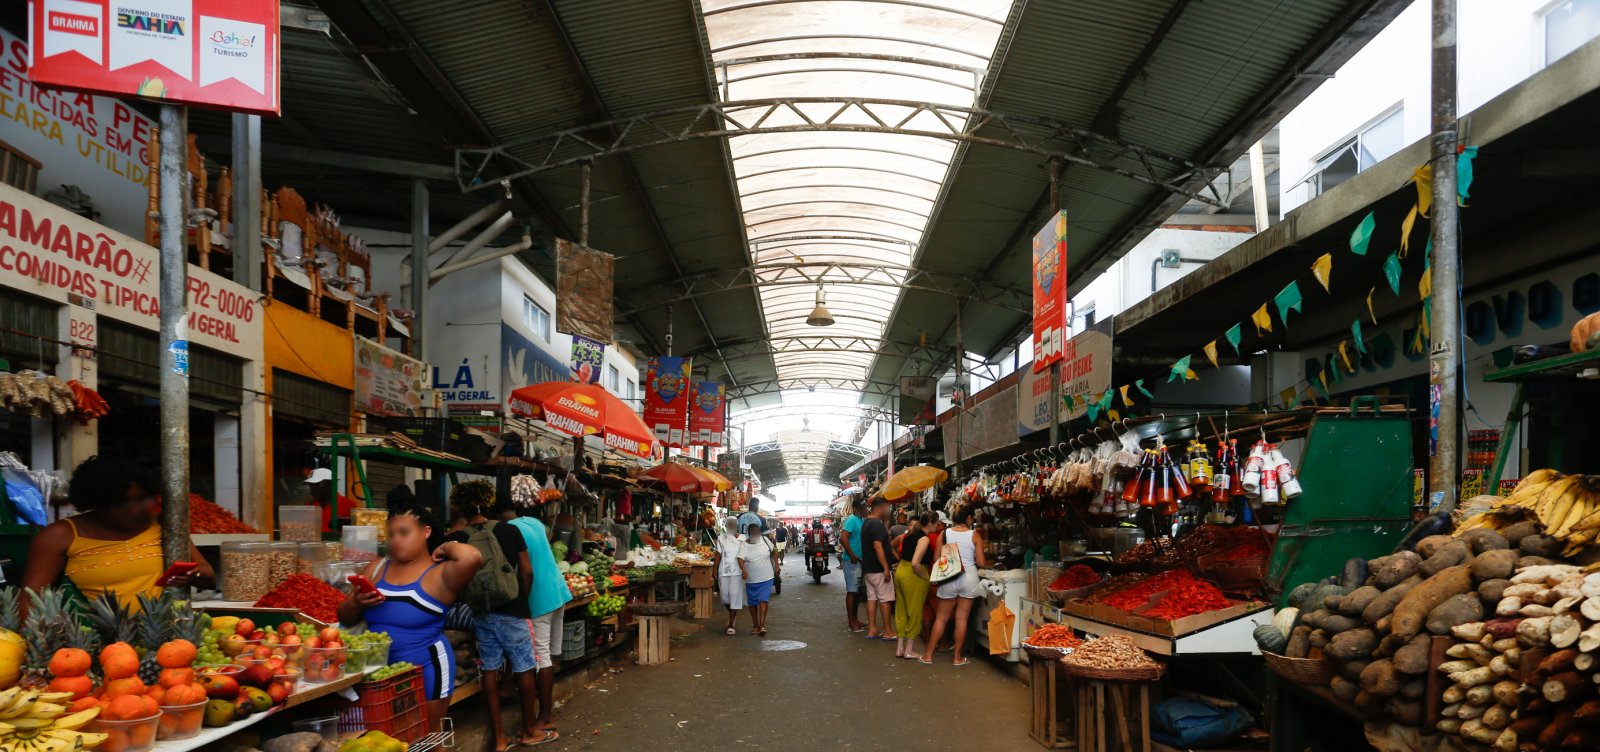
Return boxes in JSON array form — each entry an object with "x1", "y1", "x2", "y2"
[{"x1": 450, "y1": 552, "x2": 1033, "y2": 751}]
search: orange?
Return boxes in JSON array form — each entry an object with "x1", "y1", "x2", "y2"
[
  {"x1": 48, "y1": 647, "x2": 92, "y2": 677},
  {"x1": 157, "y1": 668, "x2": 195, "y2": 689},
  {"x1": 99, "y1": 643, "x2": 140, "y2": 680},
  {"x1": 46, "y1": 674, "x2": 94, "y2": 700},
  {"x1": 101, "y1": 676, "x2": 147, "y2": 699},
  {"x1": 155, "y1": 639, "x2": 197, "y2": 669},
  {"x1": 105, "y1": 694, "x2": 150, "y2": 721}
]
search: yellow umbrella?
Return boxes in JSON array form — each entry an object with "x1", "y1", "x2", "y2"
[
  {"x1": 881, "y1": 465, "x2": 949, "y2": 501},
  {"x1": 697, "y1": 467, "x2": 734, "y2": 491}
]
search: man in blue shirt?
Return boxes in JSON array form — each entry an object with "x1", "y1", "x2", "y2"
[
  {"x1": 840, "y1": 499, "x2": 865, "y2": 633},
  {"x1": 508, "y1": 507, "x2": 570, "y2": 746},
  {"x1": 737, "y1": 498, "x2": 768, "y2": 537}
]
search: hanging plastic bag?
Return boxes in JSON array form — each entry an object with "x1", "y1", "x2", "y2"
[
  {"x1": 3, "y1": 468, "x2": 48, "y2": 525},
  {"x1": 988, "y1": 600, "x2": 1016, "y2": 656}
]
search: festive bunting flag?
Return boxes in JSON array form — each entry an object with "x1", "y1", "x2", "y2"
[
  {"x1": 1169, "y1": 355, "x2": 1193, "y2": 382},
  {"x1": 1108, "y1": 408, "x2": 1121, "y2": 422},
  {"x1": 1316, "y1": 371, "x2": 1330, "y2": 397},
  {"x1": 1458, "y1": 146, "x2": 1479, "y2": 204},
  {"x1": 1251, "y1": 304, "x2": 1273, "y2": 336},
  {"x1": 1186, "y1": 369, "x2": 1198, "y2": 380},
  {"x1": 1338, "y1": 341, "x2": 1352, "y2": 372},
  {"x1": 1274, "y1": 281, "x2": 1304, "y2": 326},
  {"x1": 1119, "y1": 384, "x2": 1133, "y2": 407},
  {"x1": 1310, "y1": 253, "x2": 1333, "y2": 292},
  {"x1": 1135, "y1": 379, "x2": 1153, "y2": 399},
  {"x1": 1224, "y1": 324, "x2": 1243, "y2": 355},
  {"x1": 1350, "y1": 212, "x2": 1376, "y2": 256},
  {"x1": 1352, "y1": 320, "x2": 1367, "y2": 354},
  {"x1": 1384, "y1": 253, "x2": 1402, "y2": 296},
  {"x1": 1401, "y1": 205, "x2": 1418, "y2": 256},
  {"x1": 1203, "y1": 340, "x2": 1219, "y2": 368},
  {"x1": 1418, "y1": 267, "x2": 1432, "y2": 300},
  {"x1": 1366, "y1": 287, "x2": 1379, "y2": 324},
  {"x1": 1330, "y1": 361, "x2": 1344, "y2": 384},
  {"x1": 1099, "y1": 389, "x2": 1115, "y2": 414},
  {"x1": 1086, "y1": 397, "x2": 1100, "y2": 421},
  {"x1": 1413, "y1": 164, "x2": 1434, "y2": 218}
]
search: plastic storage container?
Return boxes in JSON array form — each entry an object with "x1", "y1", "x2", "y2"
[
  {"x1": 89, "y1": 711, "x2": 163, "y2": 752},
  {"x1": 220, "y1": 541, "x2": 273, "y2": 601},
  {"x1": 293, "y1": 714, "x2": 341, "y2": 740},
  {"x1": 279, "y1": 504, "x2": 322, "y2": 542},
  {"x1": 304, "y1": 645, "x2": 347, "y2": 684},
  {"x1": 350, "y1": 508, "x2": 389, "y2": 542},
  {"x1": 157, "y1": 700, "x2": 206, "y2": 741},
  {"x1": 342, "y1": 526, "x2": 379, "y2": 563},
  {"x1": 336, "y1": 667, "x2": 427, "y2": 743},
  {"x1": 264, "y1": 540, "x2": 298, "y2": 590},
  {"x1": 316, "y1": 560, "x2": 364, "y2": 593},
  {"x1": 298, "y1": 541, "x2": 342, "y2": 575}
]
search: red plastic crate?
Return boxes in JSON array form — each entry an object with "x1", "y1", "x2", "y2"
[{"x1": 337, "y1": 666, "x2": 427, "y2": 742}]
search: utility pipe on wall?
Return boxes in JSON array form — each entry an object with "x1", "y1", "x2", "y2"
[{"x1": 1249, "y1": 139, "x2": 1270, "y2": 232}]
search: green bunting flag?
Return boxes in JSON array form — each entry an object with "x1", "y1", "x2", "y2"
[
  {"x1": 1458, "y1": 146, "x2": 1478, "y2": 204},
  {"x1": 1086, "y1": 396, "x2": 1100, "y2": 422},
  {"x1": 1384, "y1": 252, "x2": 1402, "y2": 296},
  {"x1": 1352, "y1": 320, "x2": 1367, "y2": 354},
  {"x1": 1224, "y1": 324, "x2": 1243, "y2": 355},
  {"x1": 1273, "y1": 281, "x2": 1304, "y2": 327},
  {"x1": 1350, "y1": 211, "x2": 1376, "y2": 256},
  {"x1": 1135, "y1": 379, "x2": 1153, "y2": 399},
  {"x1": 1169, "y1": 355, "x2": 1193, "y2": 382}
]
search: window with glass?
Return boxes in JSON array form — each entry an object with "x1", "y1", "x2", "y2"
[
  {"x1": 522, "y1": 295, "x2": 550, "y2": 341},
  {"x1": 606, "y1": 365, "x2": 621, "y2": 392},
  {"x1": 1304, "y1": 108, "x2": 1404, "y2": 198},
  {"x1": 1545, "y1": 0, "x2": 1600, "y2": 65}
]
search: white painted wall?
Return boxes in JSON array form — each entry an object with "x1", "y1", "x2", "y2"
[
  {"x1": 1279, "y1": 0, "x2": 1579, "y2": 215},
  {"x1": 1071, "y1": 227, "x2": 1250, "y2": 327}
]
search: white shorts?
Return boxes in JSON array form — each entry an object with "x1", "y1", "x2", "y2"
[
  {"x1": 530, "y1": 607, "x2": 567, "y2": 670},
  {"x1": 936, "y1": 568, "x2": 983, "y2": 600}
]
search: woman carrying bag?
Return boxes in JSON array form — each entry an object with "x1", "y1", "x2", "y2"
[
  {"x1": 919, "y1": 506, "x2": 988, "y2": 666},
  {"x1": 738, "y1": 523, "x2": 779, "y2": 636},
  {"x1": 713, "y1": 517, "x2": 746, "y2": 636}
]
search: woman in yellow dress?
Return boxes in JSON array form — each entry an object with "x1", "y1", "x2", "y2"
[{"x1": 22, "y1": 456, "x2": 214, "y2": 613}]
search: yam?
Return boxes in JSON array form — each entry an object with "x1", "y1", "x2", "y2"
[
  {"x1": 1321, "y1": 614, "x2": 1365, "y2": 635},
  {"x1": 1516, "y1": 555, "x2": 1561, "y2": 569},
  {"x1": 1340, "y1": 558, "x2": 1370, "y2": 592},
  {"x1": 1442, "y1": 685, "x2": 1466, "y2": 705},
  {"x1": 1363, "y1": 574, "x2": 1423, "y2": 623},
  {"x1": 1448, "y1": 665, "x2": 1496, "y2": 687},
  {"x1": 1549, "y1": 614, "x2": 1581, "y2": 649},
  {"x1": 1458, "y1": 702, "x2": 1487, "y2": 720},
  {"x1": 1572, "y1": 698, "x2": 1600, "y2": 724},
  {"x1": 1427, "y1": 593, "x2": 1485, "y2": 635},
  {"x1": 1492, "y1": 679, "x2": 1520, "y2": 706},
  {"x1": 1518, "y1": 604, "x2": 1554, "y2": 618},
  {"x1": 1518, "y1": 533, "x2": 1565, "y2": 558},
  {"x1": 1497, "y1": 597, "x2": 1524, "y2": 617},
  {"x1": 1462, "y1": 529, "x2": 1511, "y2": 554},
  {"x1": 1471, "y1": 549, "x2": 1519, "y2": 582},
  {"x1": 1375, "y1": 632, "x2": 1407, "y2": 659},
  {"x1": 1581, "y1": 572, "x2": 1600, "y2": 599},
  {"x1": 1285, "y1": 626, "x2": 1312, "y2": 658},
  {"x1": 1420, "y1": 540, "x2": 1471, "y2": 577},
  {"x1": 1308, "y1": 629, "x2": 1330, "y2": 651},
  {"x1": 1542, "y1": 671, "x2": 1586, "y2": 704},
  {"x1": 1339, "y1": 585, "x2": 1380, "y2": 616},
  {"x1": 1538, "y1": 648, "x2": 1578, "y2": 674},
  {"x1": 1577, "y1": 622, "x2": 1600, "y2": 652},
  {"x1": 1560, "y1": 728, "x2": 1600, "y2": 750},
  {"x1": 1305, "y1": 609, "x2": 1331, "y2": 630},
  {"x1": 1400, "y1": 679, "x2": 1426, "y2": 700},
  {"x1": 1485, "y1": 617, "x2": 1524, "y2": 640},
  {"x1": 1394, "y1": 635, "x2": 1433, "y2": 675},
  {"x1": 1435, "y1": 718, "x2": 1460, "y2": 734},
  {"x1": 1517, "y1": 615, "x2": 1554, "y2": 647},
  {"x1": 1465, "y1": 683, "x2": 1495, "y2": 706},
  {"x1": 1352, "y1": 690, "x2": 1384, "y2": 713},
  {"x1": 1372, "y1": 552, "x2": 1422, "y2": 590},
  {"x1": 1391, "y1": 564, "x2": 1473, "y2": 640},
  {"x1": 1326, "y1": 628, "x2": 1379, "y2": 661},
  {"x1": 1451, "y1": 621, "x2": 1488, "y2": 643},
  {"x1": 1359, "y1": 659, "x2": 1401, "y2": 696},
  {"x1": 1481, "y1": 704, "x2": 1511, "y2": 730},
  {"x1": 1386, "y1": 696, "x2": 1423, "y2": 727},
  {"x1": 1498, "y1": 520, "x2": 1540, "y2": 544},
  {"x1": 1477, "y1": 578, "x2": 1510, "y2": 605},
  {"x1": 1446, "y1": 642, "x2": 1493, "y2": 664},
  {"x1": 1330, "y1": 675, "x2": 1360, "y2": 703},
  {"x1": 1341, "y1": 658, "x2": 1370, "y2": 681},
  {"x1": 1416, "y1": 534, "x2": 1454, "y2": 558}
]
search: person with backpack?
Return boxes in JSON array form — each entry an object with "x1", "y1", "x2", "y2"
[
  {"x1": 445, "y1": 497, "x2": 542, "y2": 751},
  {"x1": 508, "y1": 503, "x2": 570, "y2": 746}
]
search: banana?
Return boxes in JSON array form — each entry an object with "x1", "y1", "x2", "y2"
[
  {"x1": 5, "y1": 717, "x2": 53, "y2": 732},
  {"x1": 1552, "y1": 492, "x2": 1595, "y2": 539},
  {"x1": 44, "y1": 729, "x2": 106, "y2": 748},
  {"x1": 1519, "y1": 468, "x2": 1565, "y2": 489},
  {"x1": 31, "y1": 695, "x2": 69, "y2": 707},
  {"x1": 0, "y1": 692, "x2": 39, "y2": 720},
  {"x1": 46, "y1": 709, "x2": 97, "y2": 732},
  {"x1": 19, "y1": 704, "x2": 63, "y2": 721},
  {"x1": 0, "y1": 687, "x2": 21, "y2": 712},
  {"x1": 1534, "y1": 476, "x2": 1580, "y2": 527}
]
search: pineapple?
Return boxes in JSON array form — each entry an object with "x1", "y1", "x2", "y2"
[
  {"x1": 133, "y1": 594, "x2": 174, "y2": 685},
  {"x1": 83, "y1": 594, "x2": 137, "y2": 649},
  {"x1": 0, "y1": 588, "x2": 19, "y2": 633},
  {"x1": 19, "y1": 588, "x2": 81, "y2": 688}
]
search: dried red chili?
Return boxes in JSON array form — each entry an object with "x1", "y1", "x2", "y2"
[
  {"x1": 1098, "y1": 569, "x2": 1229, "y2": 619},
  {"x1": 254, "y1": 573, "x2": 346, "y2": 623},
  {"x1": 1049, "y1": 564, "x2": 1101, "y2": 590}
]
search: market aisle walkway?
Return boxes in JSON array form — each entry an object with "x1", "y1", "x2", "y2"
[{"x1": 524, "y1": 553, "x2": 1032, "y2": 751}]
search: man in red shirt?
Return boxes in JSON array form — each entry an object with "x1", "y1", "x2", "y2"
[{"x1": 306, "y1": 468, "x2": 355, "y2": 532}]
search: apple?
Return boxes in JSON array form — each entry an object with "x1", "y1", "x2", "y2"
[
  {"x1": 277, "y1": 622, "x2": 297, "y2": 637},
  {"x1": 324, "y1": 639, "x2": 343, "y2": 649},
  {"x1": 239, "y1": 664, "x2": 274, "y2": 689},
  {"x1": 318, "y1": 627, "x2": 340, "y2": 643},
  {"x1": 304, "y1": 636, "x2": 321, "y2": 649},
  {"x1": 249, "y1": 629, "x2": 265, "y2": 640},
  {"x1": 283, "y1": 635, "x2": 302, "y2": 647},
  {"x1": 219, "y1": 634, "x2": 247, "y2": 657},
  {"x1": 234, "y1": 619, "x2": 255, "y2": 637},
  {"x1": 265, "y1": 681, "x2": 290, "y2": 704},
  {"x1": 262, "y1": 633, "x2": 280, "y2": 647},
  {"x1": 252, "y1": 646, "x2": 272, "y2": 659}
]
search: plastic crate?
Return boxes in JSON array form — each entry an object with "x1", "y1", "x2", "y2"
[
  {"x1": 338, "y1": 666, "x2": 427, "y2": 743},
  {"x1": 561, "y1": 618, "x2": 587, "y2": 657},
  {"x1": 654, "y1": 580, "x2": 688, "y2": 602}
]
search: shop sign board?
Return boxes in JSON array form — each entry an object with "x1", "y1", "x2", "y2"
[
  {"x1": 554, "y1": 238, "x2": 613, "y2": 343},
  {"x1": 568, "y1": 334, "x2": 604, "y2": 384},
  {"x1": 1031, "y1": 211, "x2": 1069, "y2": 371},
  {"x1": 0, "y1": 182, "x2": 261, "y2": 356},
  {"x1": 898, "y1": 375, "x2": 936, "y2": 426},
  {"x1": 687, "y1": 377, "x2": 725, "y2": 446},
  {"x1": 717, "y1": 451, "x2": 743, "y2": 482},
  {"x1": 1017, "y1": 320, "x2": 1111, "y2": 435},
  {"x1": 27, "y1": 0, "x2": 281, "y2": 115},
  {"x1": 354, "y1": 336, "x2": 425, "y2": 417},
  {"x1": 643, "y1": 355, "x2": 691, "y2": 447},
  {"x1": 944, "y1": 384, "x2": 1019, "y2": 459}
]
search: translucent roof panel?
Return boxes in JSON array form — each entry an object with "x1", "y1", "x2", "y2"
[{"x1": 700, "y1": 0, "x2": 1015, "y2": 393}]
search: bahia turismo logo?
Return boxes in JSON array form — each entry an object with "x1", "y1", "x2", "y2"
[
  {"x1": 42, "y1": 0, "x2": 104, "y2": 64},
  {"x1": 198, "y1": 15, "x2": 266, "y2": 94}
]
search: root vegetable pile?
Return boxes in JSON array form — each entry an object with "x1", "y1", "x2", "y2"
[
  {"x1": 1062, "y1": 635, "x2": 1160, "y2": 671},
  {"x1": 253, "y1": 574, "x2": 345, "y2": 623},
  {"x1": 1025, "y1": 624, "x2": 1084, "y2": 649}
]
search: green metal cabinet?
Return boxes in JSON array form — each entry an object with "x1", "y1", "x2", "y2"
[{"x1": 1267, "y1": 405, "x2": 1416, "y2": 608}]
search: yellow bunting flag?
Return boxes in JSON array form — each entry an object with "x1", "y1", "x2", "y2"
[
  {"x1": 1251, "y1": 304, "x2": 1273, "y2": 336},
  {"x1": 1413, "y1": 164, "x2": 1433, "y2": 218},
  {"x1": 1203, "y1": 340, "x2": 1219, "y2": 368},
  {"x1": 1418, "y1": 269, "x2": 1432, "y2": 300},
  {"x1": 1338, "y1": 341, "x2": 1352, "y2": 371},
  {"x1": 1108, "y1": 408, "x2": 1120, "y2": 422},
  {"x1": 1310, "y1": 253, "x2": 1333, "y2": 292},
  {"x1": 1366, "y1": 287, "x2": 1379, "y2": 324},
  {"x1": 1401, "y1": 205, "x2": 1418, "y2": 257},
  {"x1": 1119, "y1": 384, "x2": 1133, "y2": 408},
  {"x1": 1280, "y1": 387, "x2": 1297, "y2": 408},
  {"x1": 1185, "y1": 369, "x2": 1198, "y2": 381}
]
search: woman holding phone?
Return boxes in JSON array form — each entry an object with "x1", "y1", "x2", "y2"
[{"x1": 340, "y1": 499, "x2": 483, "y2": 730}]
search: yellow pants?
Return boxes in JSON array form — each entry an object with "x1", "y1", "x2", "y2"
[{"x1": 893, "y1": 561, "x2": 930, "y2": 641}]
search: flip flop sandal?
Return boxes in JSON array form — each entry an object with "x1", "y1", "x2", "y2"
[
  {"x1": 522, "y1": 730, "x2": 560, "y2": 747},
  {"x1": 953, "y1": 658, "x2": 972, "y2": 667},
  {"x1": 726, "y1": 627, "x2": 736, "y2": 635},
  {"x1": 916, "y1": 657, "x2": 934, "y2": 665}
]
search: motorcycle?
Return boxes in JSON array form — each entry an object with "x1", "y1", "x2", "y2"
[{"x1": 805, "y1": 542, "x2": 833, "y2": 583}]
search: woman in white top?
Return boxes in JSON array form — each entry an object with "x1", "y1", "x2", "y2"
[
  {"x1": 919, "y1": 505, "x2": 989, "y2": 666},
  {"x1": 713, "y1": 517, "x2": 746, "y2": 635},
  {"x1": 738, "y1": 523, "x2": 779, "y2": 636}
]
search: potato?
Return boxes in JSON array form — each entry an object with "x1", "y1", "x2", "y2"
[
  {"x1": 1462, "y1": 529, "x2": 1510, "y2": 554},
  {"x1": 1386, "y1": 696, "x2": 1423, "y2": 726},
  {"x1": 1392, "y1": 564, "x2": 1474, "y2": 640},
  {"x1": 1477, "y1": 578, "x2": 1510, "y2": 605},
  {"x1": 1416, "y1": 535, "x2": 1454, "y2": 558},
  {"x1": 1372, "y1": 552, "x2": 1422, "y2": 590},
  {"x1": 1420, "y1": 540, "x2": 1471, "y2": 577},
  {"x1": 1519, "y1": 535, "x2": 1564, "y2": 558},
  {"x1": 1341, "y1": 658, "x2": 1370, "y2": 680},
  {"x1": 1393, "y1": 634, "x2": 1433, "y2": 674},
  {"x1": 1359, "y1": 658, "x2": 1402, "y2": 696},
  {"x1": 1321, "y1": 614, "x2": 1365, "y2": 634},
  {"x1": 1286, "y1": 626, "x2": 1312, "y2": 658},
  {"x1": 1327, "y1": 628, "x2": 1380, "y2": 661},
  {"x1": 1330, "y1": 675, "x2": 1360, "y2": 703},
  {"x1": 1308, "y1": 628, "x2": 1330, "y2": 650},
  {"x1": 1470, "y1": 549, "x2": 1518, "y2": 582},
  {"x1": 1363, "y1": 574, "x2": 1423, "y2": 623},
  {"x1": 1339, "y1": 585, "x2": 1380, "y2": 616},
  {"x1": 1426, "y1": 593, "x2": 1485, "y2": 635},
  {"x1": 1498, "y1": 520, "x2": 1540, "y2": 544}
]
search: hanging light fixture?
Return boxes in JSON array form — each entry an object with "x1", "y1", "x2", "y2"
[{"x1": 806, "y1": 283, "x2": 834, "y2": 327}]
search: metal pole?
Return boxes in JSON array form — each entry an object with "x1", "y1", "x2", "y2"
[
  {"x1": 410, "y1": 179, "x2": 429, "y2": 361},
  {"x1": 1248, "y1": 140, "x2": 1270, "y2": 233},
  {"x1": 1046, "y1": 159, "x2": 1063, "y2": 447},
  {"x1": 157, "y1": 105, "x2": 190, "y2": 573},
  {"x1": 579, "y1": 161, "x2": 591, "y2": 248},
  {"x1": 953, "y1": 299, "x2": 964, "y2": 479},
  {"x1": 1428, "y1": 0, "x2": 1461, "y2": 512},
  {"x1": 230, "y1": 114, "x2": 261, "y2": 290}
]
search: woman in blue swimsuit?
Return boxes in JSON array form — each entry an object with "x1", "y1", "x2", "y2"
[{"x1": 339, "y1": 500, "x2": 482, "y2": 731}]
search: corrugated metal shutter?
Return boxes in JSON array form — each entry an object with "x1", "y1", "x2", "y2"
[
  {"x1": 357, "y1": 460, "x2": 405, "y2": 506},
  {"x1": 0, "y1": 289, "x2": 59, "y2": 369},
  {"x1": 272, "y1": 369, "x2": 350, "y2": 426},
  {"x1": 97, "y1": 322, "x2": 242, "y2": 406}
]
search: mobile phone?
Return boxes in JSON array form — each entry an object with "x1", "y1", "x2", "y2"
[
  {"x1": 155, "y1": 561, "x2": 199, "y2": 586},
  {"x1": 348, "y1": 575, "x2": 381, "y2": 596}
]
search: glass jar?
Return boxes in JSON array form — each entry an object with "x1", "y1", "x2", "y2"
[
  {"x1": 220, "y1": 541, "x2": 273, "y2": 601},
  {"x1": 264, "y1": 541, "x2": 298, "y2": 591}
]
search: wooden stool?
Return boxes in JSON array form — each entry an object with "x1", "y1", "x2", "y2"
[
  {"x1": 692, "y1": 587, "x2": 715, "y2": 619},
  {"x1": 1030, "y1": 659, "x2": 1076, "y2": 748},
  {"x1": 1074, "y1": 678, "x2": 1153, "y2": 752},
  {"x1": 637, "y1": 614, "x2": 671, "y2": 665}
]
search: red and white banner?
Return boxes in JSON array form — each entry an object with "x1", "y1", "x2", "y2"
[
  {"x1": 28, "y1": 0, "x2": 280, "y2": 115},
  {"x1": 1031, "y1": 211, "x2": 1068, "y2": 371},
  {"x1": 643, "y1": 356, "x2": 691, "y2": 448},
  {"x1": 687, "y1": 378, "x2": 725, "y2": 446}
]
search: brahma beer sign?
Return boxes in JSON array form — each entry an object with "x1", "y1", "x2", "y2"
[
  {"x1": 1031, "y1": 210, "x2": 1068, "y2": 371},
  {"x1": 28, "y1": 0, "x2": 280, "y2": 115},
  {"x1": 687, "y1": 378, "x2": 725, "y2": 447},
  {"x1": 644, "y1": 356, "x2": 691, "y2": 447}
]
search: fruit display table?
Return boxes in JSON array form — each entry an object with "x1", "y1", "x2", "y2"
[{"x1": 153, "y1": 670, "x2": 369, "y2": 752}]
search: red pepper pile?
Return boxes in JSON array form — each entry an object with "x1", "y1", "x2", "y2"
[
  {"x1": 254, "y1": 574, "x2": 345, "y2": 623},
  {"x1": 1099, "y1": 569, "x2": 1229, "y2": 619},
  {"x1": 1212, "y1": 535, "x2": 1270, "y2": 561},
  {"x1": 1049, "y1": 564, "x2": 1102, "y2": 591}
]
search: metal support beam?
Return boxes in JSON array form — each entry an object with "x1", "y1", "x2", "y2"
[
  {"x1": 439, "y1": 210, "x2": 515, "y2": 269},
  {"x1": 410, "y1": 179, "x2": 429, "y2": 361},
  {"x1": 1428, "y1": 0, "x2": 1461, "y2": 511},
  {"x1": 428, "y1": 200, "x2": 507, "y2": 254},
  {"x1": 230, "y1": 114, "x2": 262, "y2": 291},
  {"x1": 157, "y1": 105, "x2": 190, "y2": 574},
  {"x1": 455, "y1": 98, "x2": 1224, "y2": 207},
  {"x1": 683, "y1": 335, "x2": 952, "y2": 365},
  {"x1": 430, "y1": 235, "x2": 533, "y2": 282}
]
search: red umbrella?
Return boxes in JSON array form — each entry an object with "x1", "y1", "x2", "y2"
[
  {"x1": 507, "y1": 382, "x2": 654, "y2": 458},
  {"x1": 638, "y1": 461, "x2": 712, "y2": 493}
]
